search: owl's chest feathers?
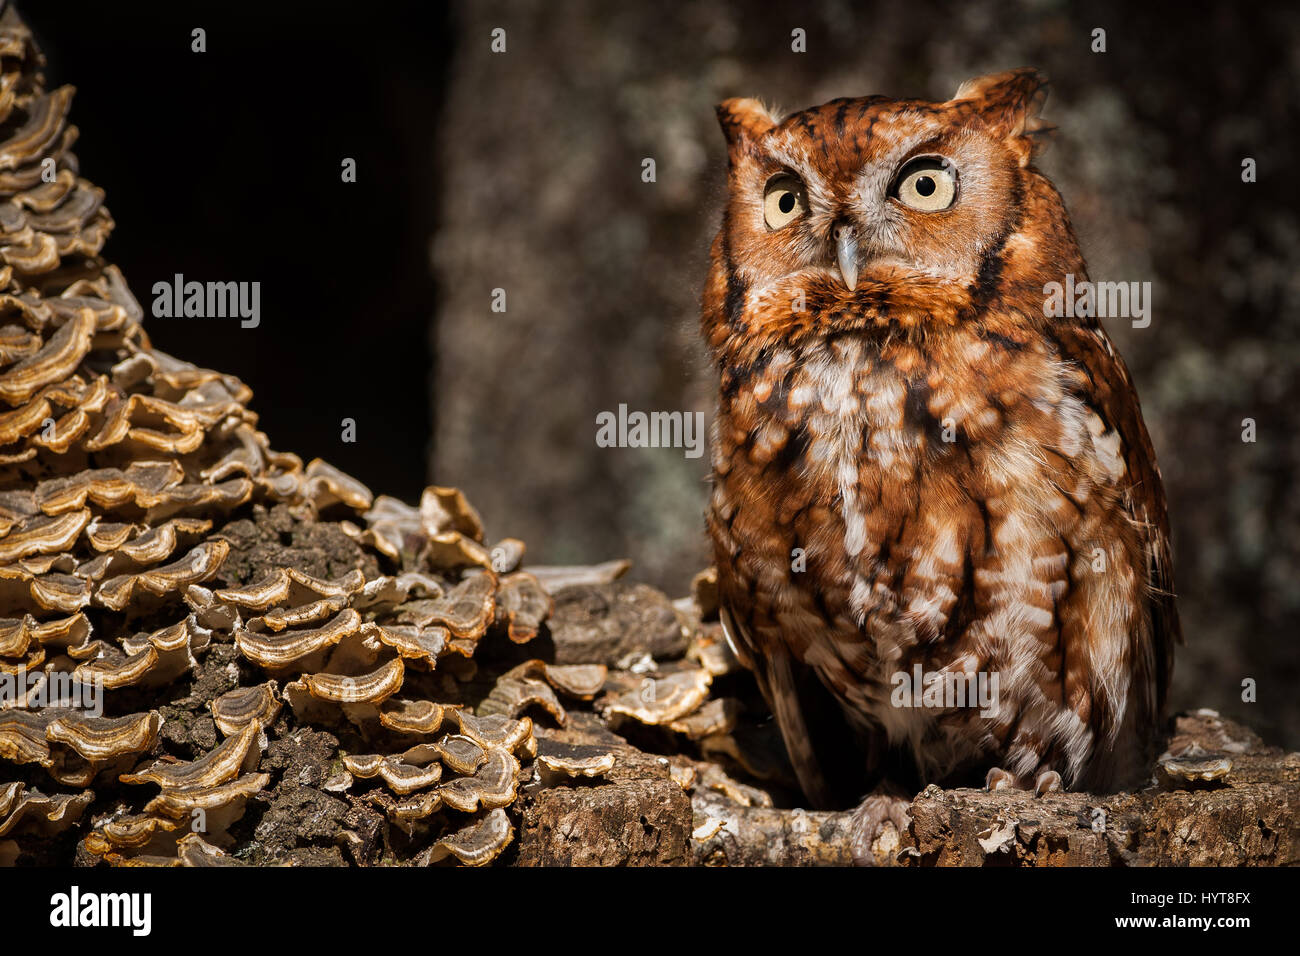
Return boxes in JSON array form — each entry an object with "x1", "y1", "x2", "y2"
[
  {"x1": 712, "y1": 325, "x2": 1097, "y2": 702},
  {"x1": 721, "y1": 335, "x2": 940, "y2": 608}
]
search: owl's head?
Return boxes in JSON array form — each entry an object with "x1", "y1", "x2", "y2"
[{"x1": 712, "y1": 69, "x2": 1071, "y2": 318}]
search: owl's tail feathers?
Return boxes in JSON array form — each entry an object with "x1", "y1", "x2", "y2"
[
  {"x1": 763, "y1": 649, "x2": 839, "y2": 809},
  {"x1": 721, "y1": 605, "x2": 835, "y2": 808}
]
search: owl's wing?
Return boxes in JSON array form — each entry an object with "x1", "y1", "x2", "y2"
[{"x1": 1052, "y1": 321, "x2": 1182, "y2": 719}]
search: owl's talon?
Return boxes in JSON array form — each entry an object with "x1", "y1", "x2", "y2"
[
  {"x1": 1033, "y1": 770, "x2": 1063, "y2": 796},
  {"x1": 985, "y1": 767, "x2": 1020, "y2": 791}
]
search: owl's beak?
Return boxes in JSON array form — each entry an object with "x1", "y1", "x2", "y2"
[{"x1": 834, "y1": 224, "x2": 858, "y2": 291}]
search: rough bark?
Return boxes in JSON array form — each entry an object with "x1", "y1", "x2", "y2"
[
  {"x1": 512, "y1": 714, "x2": 692, "y2": 866},
  {"x1": 601, "y1": 709, "x2": 1299, "y2": 867}
]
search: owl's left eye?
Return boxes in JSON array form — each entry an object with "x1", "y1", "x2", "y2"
[
  {"x1": 763, "y1": 174, "x2": 807, "y2": 229},
  {"x1": 891, "y1": 156, "x2": 958, "y2": 212}
]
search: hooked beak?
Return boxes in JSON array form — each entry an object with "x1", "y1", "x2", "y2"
[{"x1": 834, "y1": 223, "x2": 858, "y2": 291}]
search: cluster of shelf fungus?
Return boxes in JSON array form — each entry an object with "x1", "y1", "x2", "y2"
[{"x1": 0, "y1": 6, "x2": 774, "y2": 867}]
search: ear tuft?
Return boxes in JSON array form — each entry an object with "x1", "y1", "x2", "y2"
[
  {"x1": 716, "y1": 98, "x2": 777, "y2": 154},
  {"x1": 952, "y1": 69, "x2": 1054, "y2": 164}
]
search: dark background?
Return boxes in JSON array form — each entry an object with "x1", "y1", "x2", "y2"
[
  {"x1": 22, "y1": 0, "x2": 447, "y2": 503},
  {"x1": 22, "y1": 1, "x2": 1300, "y2": 747}
]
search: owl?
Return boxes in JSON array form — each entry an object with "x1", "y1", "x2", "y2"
[{"x1": 701, "y1": 69, "x2": 1180, "y2": 858}]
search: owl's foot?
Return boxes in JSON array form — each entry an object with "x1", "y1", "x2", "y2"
[
  {"x1": 984, "y1": 766, "x2": 1064, "y2": 796},
  {"x1": 847, "y1": 786, "x2": 913, "y2": 866}
]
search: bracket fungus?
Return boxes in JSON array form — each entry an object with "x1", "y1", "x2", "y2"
[
  {"x1": 424, "y1": 807, "x2": 513, "y2": 866},
  {"x1": 343, "y1": 752, "x2": 443, "y2": 795},
  {"x1": 602, "y1": 667, "x2": 713, "y2": 726},
  {"x1": 209, "y1": 682, "x2": 281, "y2": 736},
  {"x1": 0, "y1": 781, "x2": 92, "y2": 838},
  {"x1": 536, "y1": 740, "x2": 617, "y2": 781},
  {"x1": 45, "y1": 710, "x2": 161, "y2": 786},
  {"x1": 0, "y1": 4, "x2": 797, "y2": 867}
]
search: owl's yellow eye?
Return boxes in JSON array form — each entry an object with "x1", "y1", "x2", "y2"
[
  {"x1": 763, "y1": 174, "x2": 807, "y2": 229},
  {"x1": 892, "y1": 156, "x2": 957, "y2": 212}
]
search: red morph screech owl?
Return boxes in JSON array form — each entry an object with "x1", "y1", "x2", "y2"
[{"x1": 701, "y1": 70, "x2": 1180, "y2": 854}]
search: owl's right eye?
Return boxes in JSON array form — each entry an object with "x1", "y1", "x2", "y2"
[{"x1": 763, "y1": 174, "x2": 807, "y2": 229}]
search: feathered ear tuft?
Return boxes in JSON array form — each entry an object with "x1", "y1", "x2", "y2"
[
  {"x1": 716, "y1": 98, "x2": 777, "y2": 157},
  {"x1": 951, "y1": 68, "x2": 1054, "y2": 165}
]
